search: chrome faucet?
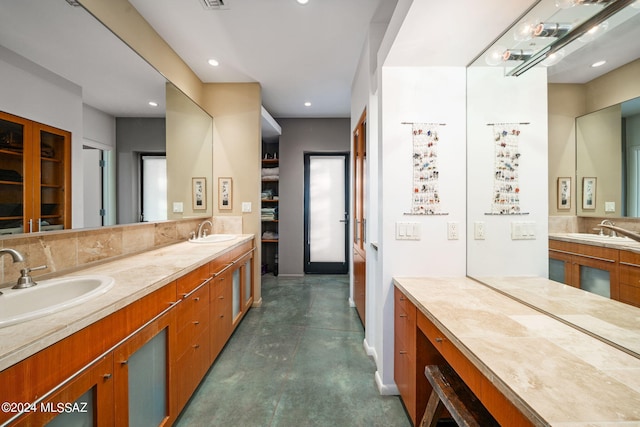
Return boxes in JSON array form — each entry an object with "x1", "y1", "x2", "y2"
[
  {"x1": 196, "y1": 220, "x2": 214, "y2": 239},
  {"x1": 599, "y1": 220, "x2": 616, "y2": 237},
  {"x1": 0, "y1": 248, "x2": 25, "y2": 295}
]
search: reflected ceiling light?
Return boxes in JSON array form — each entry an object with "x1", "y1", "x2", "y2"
[
  {"x1": 297, "y1": 0, "x2": 309, "y2": 4},
  {"x1": 148, "y1": 101, "x2": 159, "y2": 107},
  {"x1": 514, "y1": 20, "x2": 573, "y2": 40},
  {"x1": 578, "y1": 20, "x2": 609, "y2": 42},
  {"x1": 592, "y1": 59, "x2": 607, "y2": 67},
  {"x1": 207, "y1": 58, "x2": 220, "y2": 67},
  {"x1": 541, "y1": 49, "x2": 566, "y2": 66},
  {"x1": 304, "y1": 101, "x2": 311, "y2": 107}
]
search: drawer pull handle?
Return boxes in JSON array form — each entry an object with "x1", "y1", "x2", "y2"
[
  {"x1": 435, "y1": 338, "x2": 444, "y2": 343},
  {"x1": 193, "y1": 321, "x2": 200, "y2": 325},
  {"x1": 193, "y1": 344, "x2": 200, "y2": 349},
  {"x1": 399, "y1": 314, "x2": 407, "y2": 318},
  {"x1": 103, "y1": 373, "x2": 112, "y2": 379},
  {"x1": 399, "y1": 351, "x2": 407, "y2": 355},
  {"x1": 121, "y1": 360, "x2": 128, "y2": 365},
  {"x1": 194, "y1": 297, "x2": 200, "y2": 302}
]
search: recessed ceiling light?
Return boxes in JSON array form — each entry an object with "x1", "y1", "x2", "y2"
[
  {"x1": 304, "y1": 101, "x2": 311, "y2": 107},
  {"x1": 297, "y1": 0, "x2": 309, "y2": 4},
  {"x1": 591, "y1": 60, "x2": 606, "y2": 68},
  {"x1": 148, "y1": 101, "x2": 158, "y2": 107},
  {"x1": 208, "y1": 58, "x2": 220, "y2": 67}
]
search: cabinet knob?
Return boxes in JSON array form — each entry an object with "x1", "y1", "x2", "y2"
[
  {"x1": 103, "y1": 373, "x2": 112, "y2": 379},
  {"x1": 120, "y1": 360, "x2": 128, "y2": 365},
  {"x1": 194, "y1": 297, "x2": 200, "y2": 302},
  {"x1": 435, "y1": 338, "x2": 444, "y2": 343},
  {"x1": 193, "y1": 344, "x2": 200, "y2": 349},
  {"x1": 193, "y1": 321, "x2": 200, "y2": 325}
]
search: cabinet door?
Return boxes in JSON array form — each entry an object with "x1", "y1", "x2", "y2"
[
  {"x1": 572, "y1": 253, "x2": 618, "y2": 300},
  {"x1": 243, "y1": 255, "x2": 253, "y2": 310},
  {"x1": 113, "y1": 310, "x2": 174, "y2": 427},
  {"x1": 549, "y1": 249, "x2": 573, "y2": 285},
  {"x1": 13, "y1": 355, "x2": 114, "y2": 427},
  {"x1": 210, "y1": 271, "x2": 232, "y2": 362}
]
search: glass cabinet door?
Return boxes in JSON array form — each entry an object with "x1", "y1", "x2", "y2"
[
  {"x1": 232, "y1": 268, "x2": 241, "y2": 321},
  {"x1": 37, "y1": 124, "x2": 71, "y2": 232},
  {"x1": 0, "y1": 114, "x2": 27, "y2": 234}
]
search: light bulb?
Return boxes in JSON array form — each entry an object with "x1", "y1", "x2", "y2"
[
  {"x1": 542, "y1": 49, "x2": 565, "y2": 67},
  {"x1": 513, "y1": 19, "x2": 539, "y2": 41},
  {"x1": 484, "y1": 45, "x2": 507, "y2": 66},
  {"x1": 578, "y1": 20, "x2": 609, "y2": 43}
]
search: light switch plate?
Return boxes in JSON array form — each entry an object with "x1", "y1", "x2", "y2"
[
  {"x1": 511, "y1": 221, "x2": 536, "y2": 240},
  {"x1": 605, "y1": 201, "x2": 615, "y2": 213},
  {"x1": 396, "y1": 222, "x2": 420, "y2": 240},
  {"x1": 172, "y1": 202, "x2": 183, "y2": 213},
  {"x1": 242, "y1": 202, "x2": 252, "y2": 213}
]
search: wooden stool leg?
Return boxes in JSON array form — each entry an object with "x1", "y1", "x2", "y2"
[{"x1": 420, "y1": 390, "x2": 445, "y2": 427}]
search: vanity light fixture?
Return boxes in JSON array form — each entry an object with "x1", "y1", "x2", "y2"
[
  {"x1": 507, "y1": 0, "x2": 636, "y2": 76},
  {"x1": 503, "y1": 49, "x2": 534, "y2": 61},
  {"x1": 514, "y1": 20, "x2": 573, "y2": 41},
  {"x1": 556, "y1": 0, "x2": 615, "y2": 9},
  {"x1": 592, "y1": 59, "x2": 607, "y2": 66},
  {"x1": 208, "y1": 58, "x2": 220, "y2": 67}
]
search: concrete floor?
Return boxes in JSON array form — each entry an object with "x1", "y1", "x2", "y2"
[{"x1": 175, "y1": 274, "x2": 411, "y2": 427}]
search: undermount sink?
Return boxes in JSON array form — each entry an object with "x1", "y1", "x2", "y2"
[
  {"x1": 0, "y1": 275, "x2": 114, "y2": 328},
  {"x1": 189, "y1": 234, "x2": 236, "y2": 244}
]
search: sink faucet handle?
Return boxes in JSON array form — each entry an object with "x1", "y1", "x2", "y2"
[
  {"x1": 23, "y1": 265, "x2": 48, "y2": 274},
  {"x1": 13, "y1": 265, "x2": 48, "y2": 289}
]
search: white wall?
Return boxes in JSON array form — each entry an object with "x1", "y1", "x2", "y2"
[
  {"x1": 376, "y1": 66, "x2": 468, "y2": 391},
  {"x1": 0, "y1": 46, "x2": 85, "y2": 228},
  {"x1": 466, "y1": 66, "x2": 549, "y2": 277}
]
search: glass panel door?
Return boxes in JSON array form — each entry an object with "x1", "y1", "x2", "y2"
[
  {"x1": 0, "y1": 116, "x2": 26, "y2": 234},
  {"x1": 39, "y1": 128, "x2": 67, "y2": 231},
  {"x1": 141, "y1": 155, "x2": 167, "y2": 222}
]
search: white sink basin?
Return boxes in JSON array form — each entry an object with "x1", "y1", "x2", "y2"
[
  {"x1": 0, "y1": 275, "x2": 114, "y2": 328},
  {"x1": 189, "y1": 234, "x2": 236, "y2": 244},
  {"x1": 566, "y1": 233, "x2": 637, "y2": 244}
]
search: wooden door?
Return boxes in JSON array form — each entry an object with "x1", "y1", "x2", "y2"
[{"x1": 353, "y1": 109, "x2": 366, "y2": 326}]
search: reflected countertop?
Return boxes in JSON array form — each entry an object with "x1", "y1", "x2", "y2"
[
  {"x1": 0, "y1": 234, "x2": 254, "y2": 372},
  {"x1": 394, "y1": 276, "x2": 640, "y2": 426},
  {"x1": 550, "y1": 232, "x2": 640, "y2": 252}
]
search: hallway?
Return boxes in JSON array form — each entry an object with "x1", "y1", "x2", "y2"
[{"x1": 175, "y1": 274, "x2": 410, "y2": 427}]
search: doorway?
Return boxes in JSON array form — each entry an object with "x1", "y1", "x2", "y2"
[
  {"x1": 140, "y1": 154, "x2": 167, "y2": 222},
  {"x1": 303, "y1": 153, "x2": 349, "y2": 274}
]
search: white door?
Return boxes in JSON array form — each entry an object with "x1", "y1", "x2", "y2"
[
  {"x1": 141, "y1": 155, "x2": 167, "y2": 222},
  {"x1": 82, "y1": 147, "x2": 103, "y2": 227}
]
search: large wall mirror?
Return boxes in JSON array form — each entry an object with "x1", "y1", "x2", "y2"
[
  {"x1": 0, "y1": 0, "x2": 212, "y2": 234},
  {"x1": 577, "y1": 97, "x2": 640, "y2": 217},
  {"x1": 467, "y1": 0, "x2": 640, "y2": 358}
]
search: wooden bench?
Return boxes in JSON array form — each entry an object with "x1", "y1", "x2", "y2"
[{"x1": 420, "y1": 365, "x2": 500, "y2": 427}]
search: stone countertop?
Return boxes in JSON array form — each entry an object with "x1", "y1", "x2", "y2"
[
  {"x1": 394, "y1": 276, "x2": 640, "y2": 426},
  {"x1": 476, "y1": 276, "x2": 640, "y2": 357},
  {"x1": 549, "y1": 232, "x2": 640, "y2": 252},
  {"x1": 0, "y1": 234, "x2": 253, "y2": 372}
]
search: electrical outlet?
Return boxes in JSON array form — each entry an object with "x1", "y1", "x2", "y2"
[
  {"x1": 172, "y1": 202, "x2": 183, "y2": 213},
  {"x1": 447, "y1": 222, "x2": 459, "y2": 240},
  {"x1": 474, "y1": 221, "x2": 485, "y2": 240}
]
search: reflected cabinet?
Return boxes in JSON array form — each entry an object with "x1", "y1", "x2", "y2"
[{"x1": 0, "y1": 112, "x2": 71, "y2": 234}]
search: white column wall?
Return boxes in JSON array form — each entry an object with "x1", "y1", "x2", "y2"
[
  {"x1": 466, "y1": 67, "x2": 549, "y2": 277},
  {"x1": 376, "y1": 66, "x2": 467, "y2": 391}
]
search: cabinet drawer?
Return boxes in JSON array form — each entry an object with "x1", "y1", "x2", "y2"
[
  {"x1": 177, "y1": 285, "x2": 209, "y2": 328},
  {"x1": 177, "y1": 264, "x2": 210, "y2": 296},
  {"x1": 394, "y1": 286, "x2": 415, "y2": 314},
  {"x1": 619, "y1": 265, "x2": 640, "y2": 288},
  {"x1": 619, "y1": 284, "x2": 640, "y2": 308},
  {"x1": 174, "y1": 326, "x2": 211, "y2": 410},
  {"x1": 620, "y1": 250, "x2": 640, "y2": 268}
]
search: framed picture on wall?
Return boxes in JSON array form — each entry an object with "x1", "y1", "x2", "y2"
[
  {"x1": 192, "y1": 177, "x2": 207, "y2": 210},
  {"x1": 218, "y1": 177, "x2": 232, "y2": 210},
  {"x1": 582, "y1": 177, "x2": 596, "y2": 210},
  {"x1": 557, "y1": 177, "x2": 571, "y2": 210}
]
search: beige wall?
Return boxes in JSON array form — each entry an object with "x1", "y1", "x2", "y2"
[
  {"x1": 548, "y1": 84, "x2": 586, "y2": 216},
  {"x1": 202, "y1": 83, "x2": 262, "y2": 303},
  {"x1": 549, "y1": 58, "x2": 640, "y2": 219}
]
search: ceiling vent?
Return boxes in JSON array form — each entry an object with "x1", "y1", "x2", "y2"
[{"x1": 198, "y1": 0, "x2": 229, "y2": 10}]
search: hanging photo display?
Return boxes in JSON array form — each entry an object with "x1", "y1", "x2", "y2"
[
  {"x1": 404, "y1": 122, "x2": 447, "y2": 215},
  {"x1": 489, "y1": 123, "x2": 528, "y2": 215}
]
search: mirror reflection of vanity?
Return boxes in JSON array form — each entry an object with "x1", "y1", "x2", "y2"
[
  {"x1": 467, "y1": 0, "x2": 640, "y2": 361},
  {"x1": 0, "y1": 0, "x2": 213, "y2": 234}
]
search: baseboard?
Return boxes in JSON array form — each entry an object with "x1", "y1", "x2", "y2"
[
  {"x1": 375, "y1": 370, "x2": 399, "y2": 396},
  {"x1": 348, "y1": 297, "x2": 356, "y2": 307},
  {"x1": 363, "y1": 337, "x2": 377, "y2": 364}
]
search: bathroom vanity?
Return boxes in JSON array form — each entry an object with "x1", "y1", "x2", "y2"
[
  {"x1": 0, "y1": 235, "x2": 255, "y2": 426},
  {"x1": 394, "y1": 276, "x2": 640, "y2": 426},
  {"x1": 549, "y1": 233, "x2": 640, "y2": 307}
]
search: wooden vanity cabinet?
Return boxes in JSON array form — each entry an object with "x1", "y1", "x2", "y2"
[
  {"x1": 549, "y1": 240, "x2": 619, "y2": 300},
  {"x1": 0, "y1": 111, "x2": 71, "y2": 234},
  {"x1": 618, "y1": 251, "x2": 640, "y2": 308}
]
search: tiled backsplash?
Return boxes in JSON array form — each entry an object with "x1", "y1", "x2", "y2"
[{"x1": 0, "y1": 216, "x2": 243, "y2": 287}]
